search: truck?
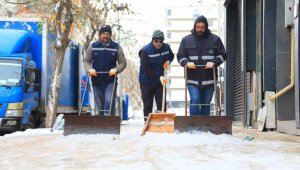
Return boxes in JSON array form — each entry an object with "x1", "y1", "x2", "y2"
[{"x1": 0, "y1": 18, "x2": 82, "y2": 133}]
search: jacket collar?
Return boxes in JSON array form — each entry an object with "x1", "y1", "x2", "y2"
[{"x1": 97, "y1": 39, "x2": 112, "y2": 47}]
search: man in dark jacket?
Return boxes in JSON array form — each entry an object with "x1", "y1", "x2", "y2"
[
  {"x1": 83, "y1": 25, "x2": 127, "y2": 115},
  {"x1": 139, "y1": 30, "x2": 174, "y2": 121},
  {"x1": 177, "y1": 15, "x2": 227, "y2": 115}
]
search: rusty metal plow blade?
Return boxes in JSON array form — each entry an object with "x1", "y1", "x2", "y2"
[
  {"x1": 63, "y1": 115, "x2": 120, "y2": 135},
  {"x1": 174, "y1": 116, "x2": 232, "y2": 135}
]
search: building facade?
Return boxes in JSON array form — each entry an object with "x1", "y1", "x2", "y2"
[
  {"x1": 224, "y1": 0, "x2": 300, "y2": 135},
  {"x1": 165, "y1": 0, "x2": 225, "y2": 112}
]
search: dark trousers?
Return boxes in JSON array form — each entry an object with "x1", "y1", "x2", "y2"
[{"x1": 140, "y1": 83, "x2": 166, "y2": 121}]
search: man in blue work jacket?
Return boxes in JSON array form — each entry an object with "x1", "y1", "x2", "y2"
[
  {"x1": 177, "y1": 15, "x2": 227, "y2": 115},
  {"x1": 83, "y1": 25, "x2": 127, "y2": 115},
  {"x1": 139, "y1": 30, "x2": 174, "y2": 122}
]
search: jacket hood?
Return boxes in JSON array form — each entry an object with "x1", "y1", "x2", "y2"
[{"x1": 191, "y1": 15, "x2": 211, "y2": 38}]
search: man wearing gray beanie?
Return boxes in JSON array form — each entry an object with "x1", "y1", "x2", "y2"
[{"x1": 138, "y1": 29, "x2": 174, "y2": 122}]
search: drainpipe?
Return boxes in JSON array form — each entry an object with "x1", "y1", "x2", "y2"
[{"x1": 269, "y1": 29, "x2": 295, "y2": 101}]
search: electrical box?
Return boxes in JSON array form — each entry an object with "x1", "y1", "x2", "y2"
[
  {"x1": 247, "y1": 93, "x2": 254, "y2": 112},
  {"x1": 265, "y1": 91, "x2": 276, "y2": 129},
  {"x1": 285, "y1": 0, "x2": 295, "y2": 27}
]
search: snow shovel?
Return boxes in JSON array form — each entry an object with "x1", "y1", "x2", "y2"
[
  {"x1": 141, "y1": 67, "x2": 175, "y2": 136},
  {"x1": 64, "y1": 72, "x2": 120, "y2": 136},
  {"x1": 174, "y1": 65, "x2": 232, "y2": 135}
]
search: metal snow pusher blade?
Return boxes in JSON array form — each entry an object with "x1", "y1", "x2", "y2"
[
  {"x1": 174, "y1": 65, "x2": 232, "y2": 135},
  {"x1": 64, "y1": 115, "x2": 120, "y2": 135},
  {"x1": 174, "y1": 116, "x2": 232, "y2": 134},
  {"x1": 63, "y1": 72, "x2": 120, "y2": 136}
]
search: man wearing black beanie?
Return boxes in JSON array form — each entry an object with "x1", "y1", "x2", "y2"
[
  {"x1": 83, "y1": 25, "x2": 126, "y2": 115},
  {"x1": 177, "y1": 15, "x2": 227, "y2": 116},
  {"x1": 138, "y1": 30, "x2": 174, "y2": 122}
]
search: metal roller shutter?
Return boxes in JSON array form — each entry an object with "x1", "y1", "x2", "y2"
[{"x1": 233, "y1": 0, "x2": 243, "y2": 121}]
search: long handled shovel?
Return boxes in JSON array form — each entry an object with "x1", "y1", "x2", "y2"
[{"x1": 141, "y1": 67, "x2": 175, "y2": 136}]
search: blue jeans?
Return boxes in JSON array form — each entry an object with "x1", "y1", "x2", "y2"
[
  {"x1": 188, "y1": 85, "x2": 214, "y2": 116},
  {"x1": 93, "y1": 82, "x2": 116, "y2": 116}
]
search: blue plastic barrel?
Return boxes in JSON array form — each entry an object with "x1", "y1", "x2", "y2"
[
  {"x1": 80, "y1": 75, "x2": 89, "y2": 106},
  {"x1": 122, "y1": 95, "x2": 129, "y2": 120}
]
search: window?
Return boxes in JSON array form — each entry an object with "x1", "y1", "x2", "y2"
[
  {"x1": 171, "y1": 101, "x2": 185, "y2": 108},
  {"x1": 167, "y1": 32, "x2": 172, "y2": 39},
  {"x1": 207, "y1": 9, "x2": 212, "y2": 15},
  {"x1": 167, "y1": 9, "x2": 172, "y2": 16},
  {"x1": 193, "y1": 9, "x2": 200, "y2": 18},
  {"x1": 207, "y1": 19, "x2": 213, "y2": 27},
  {"x1": 167, "y1": 21, "x2": 172, "y2": 27},
  {"x1": 25, "y1": 68, "x2": 35, "y2": 92},
  {"x1": 0, "y1": 59, "x2": 22, "y2": 87},
  {"x1": 25, "y1": 69, "x2": 35, "y2": 83}
]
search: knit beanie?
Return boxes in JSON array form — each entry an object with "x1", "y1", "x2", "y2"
[
  {"x1": 152, "y1": 29, "x2": 164, "y2": 40},
  {"x1": 99, "y1": 25, "x2": 112, "y2": 35}
]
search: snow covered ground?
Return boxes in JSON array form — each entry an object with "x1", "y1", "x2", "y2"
[{"x1": 0, "y1": 120, "x2": 300, "y2": 170}]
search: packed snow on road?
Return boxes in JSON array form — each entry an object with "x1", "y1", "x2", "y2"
[{"x1": 0, "y1": 120, "x2": 300, "y2": 170}]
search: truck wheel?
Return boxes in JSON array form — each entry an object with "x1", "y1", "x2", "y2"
[
  {"x1": 26, "y1": 115, "x2": 36, "y2": 129},
  {"x1": 39, "y1": 117, "x2": 45, "y2": 128},
  {"x1": 33, "y1": 111, "x2": 41, "y2": 128}
]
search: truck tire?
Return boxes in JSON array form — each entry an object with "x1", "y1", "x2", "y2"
[
  {"x1": 33, "y1": 111, "x2": 41, "y2": 128},
  {"x1": 23, "y1": 115, "x2": 36, "y2": 130}
]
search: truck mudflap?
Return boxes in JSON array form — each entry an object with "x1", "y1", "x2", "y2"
[{"x1": 0, "y1": 118, "x2": 22, "y2": 131}]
